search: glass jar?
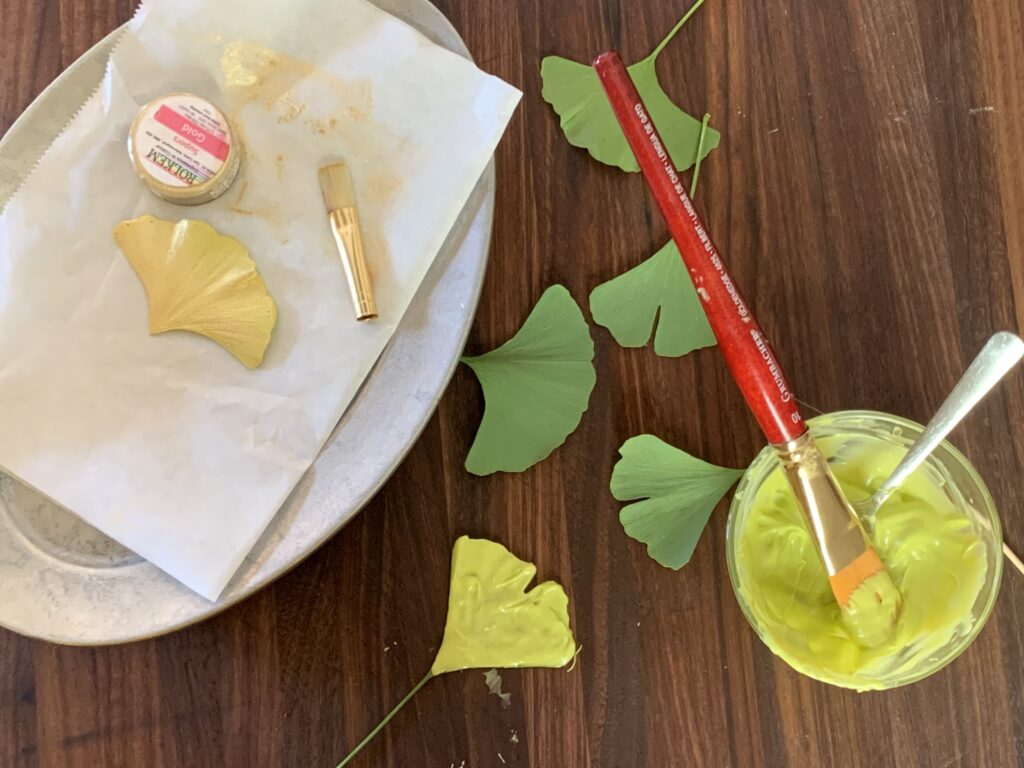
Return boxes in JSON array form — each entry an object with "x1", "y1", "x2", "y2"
[{"x1": 726, "y1": 410, "x2": 1003, "y2": 690}]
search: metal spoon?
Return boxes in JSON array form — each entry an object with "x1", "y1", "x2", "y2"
[{"x1": 855, "y1": 333, "x2": 1024, "y2": 575}]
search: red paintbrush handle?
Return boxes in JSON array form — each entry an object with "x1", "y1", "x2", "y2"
[{"x1": 593, "y1": 51, "x2": 805, "y2": 446}]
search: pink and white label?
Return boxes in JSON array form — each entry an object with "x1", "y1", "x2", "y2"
[
  {"x1": 153, "y1": 105, "x2": 231, "y2": 162},
  {"x1": 132, "y1": 95, "x2": 232, "y2": 188}
]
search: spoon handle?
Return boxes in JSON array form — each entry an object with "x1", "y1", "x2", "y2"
[{"x1": 867, "y1": 332, "x2": 1024, "y2": 514}]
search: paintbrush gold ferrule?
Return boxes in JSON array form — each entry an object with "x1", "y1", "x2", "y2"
[
  {"x1": 328, "y1": 207, "x2": 377, "y2": 321},
  {"x1": 772, "y1": 432, "x2": 873, "y2": 580}
]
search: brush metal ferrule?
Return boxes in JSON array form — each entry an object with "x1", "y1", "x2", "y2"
[
  {"x1": 772, "y1": 432, "x2": 872, "y2": 578},
  {"x1": 328, "y1": 207, "x2": 377, "y2": 321}
]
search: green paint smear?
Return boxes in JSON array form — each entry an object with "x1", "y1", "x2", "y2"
[
  {"x1": 541, "y1": 0, "x2": 720, "y2": 173},
  {"x1": 590, "y1": 240, "x2": 716, "y2": 358},
  {"x1": 462, "y1": 285, "x2": 596, "y2": 476},
  {"x1": 611, "y1": 434, "x2": 742, "y2": 569}
]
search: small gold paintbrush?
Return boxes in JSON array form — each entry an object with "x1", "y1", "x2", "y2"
[{"x1": 318, "y1": 162, "x2": 377, "y2": 321}]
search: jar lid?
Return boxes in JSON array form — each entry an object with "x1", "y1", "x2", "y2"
[{"x1": 128, "y1": 93, "x2": 241, "y2": 206}]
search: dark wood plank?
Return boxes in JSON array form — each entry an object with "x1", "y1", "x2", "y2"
[{"x1": 2, "y1": 0, "x2": 1024, "y2": 765}]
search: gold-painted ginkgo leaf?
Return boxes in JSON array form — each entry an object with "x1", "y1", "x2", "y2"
[
  {"x1": 431, "y1": 535, "x2": 576, "y2": 674},
  {"x1": 114, "y1": 215, "x2": 278, "y2": 368}
]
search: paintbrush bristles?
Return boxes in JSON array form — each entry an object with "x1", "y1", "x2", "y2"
[{"x1": 318, "y1": 163, "x2": 357, "y2": 211}]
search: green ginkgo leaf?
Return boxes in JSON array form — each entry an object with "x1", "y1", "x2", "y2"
[
  {"x1": 590, "y1": 240, "x2": 716, "y2": 357},
  {"x1": 462, "y1": 285, "x2": 596, "y2": 475},
  {"x1": 611, "y1": 434, "x2": 743, "y2": 569},
  {"x1": 541, "y1": 0, "x2": 720, "y2": 173}
]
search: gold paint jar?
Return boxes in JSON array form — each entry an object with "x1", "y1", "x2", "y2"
[{"x1": 128, "y1": 93, "x2": 241, "y2": 205}]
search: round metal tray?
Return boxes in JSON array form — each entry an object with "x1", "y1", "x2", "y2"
[{"x1": 0, "y1": 0, "x2": 493, "y2": 645}]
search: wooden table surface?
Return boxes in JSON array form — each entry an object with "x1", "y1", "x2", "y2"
[{"x1": 3, "y1": 0, "x2": 1024, "y2": 765}]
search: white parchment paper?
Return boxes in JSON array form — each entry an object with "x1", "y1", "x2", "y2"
[{"x1": 0, "y1": 0, "x2": 520, "y2": 599}]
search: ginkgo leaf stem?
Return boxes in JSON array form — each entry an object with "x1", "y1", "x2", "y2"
[
  {"x1": 648, "y1": 0, "x2": 708, "y2": 61},
  {"x1": 336, "y1": 670, "x2": 434, "y2": 768},
  {"x1": 690, "y1": 113, "x2": 711, "y2": 198}
]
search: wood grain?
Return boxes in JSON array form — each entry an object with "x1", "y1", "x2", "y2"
[{"x1": 3, "y1": 0, "x2": 1024, "y2": 765}]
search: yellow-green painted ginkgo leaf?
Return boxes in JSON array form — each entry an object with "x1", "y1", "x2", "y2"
[
  {"x1": 432, "y1": 536, "x2": 577, "y2": 674},
  {"x1": 462, "y1": 285, "x2": 596, "y2": 475},
  {"x1": 612, "y1": 435, "x2": 743, "y2": 569},
  {"x1": 590, "y1": 240, "x2": 715, "y2": 357},
  {"x1": 541, "y1": 0, "x2": 720, "y2": 173},
  {"x1": 335, "y1": 535, "x2": 578, "y2": 767}
]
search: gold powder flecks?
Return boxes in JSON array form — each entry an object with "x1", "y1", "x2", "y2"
[
  {"x1": 306, "y1": 115, "x2": 339, "y2": 136},
  {"x1": 352, "y1": 85, "x2": 374, "y2": 129},
  {"x1": 347, "y1": 106, "x2": 369, "y2": 123},
  {"x1": 275, "y1": 154, "x2": 285, "y2": 179},
  {"x1": 229, "y1": 177, "x2": 254, "y2": 216},
  {"x1": 276, "y1": 94, "x2": 307, "y2": 124},
  {"x1": 366, "y1": 172, "x2": 404, "y2": 204},
  {"x1": 220, "y1": 41, "x2": 374, "y2": 141},
  {"x1": 340, "y1": 81, "x2": 374, "y2": 123},
  {"x1": 221, "y1": 41, "x2": 314, "y2": 108},
  {"x1": 113, "y1": 215, "x2": 278, "y2": 369}
]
